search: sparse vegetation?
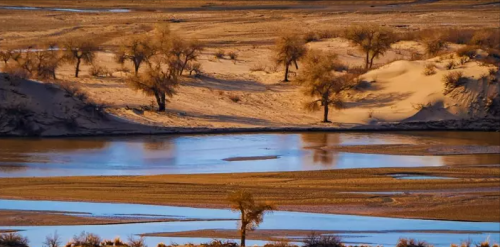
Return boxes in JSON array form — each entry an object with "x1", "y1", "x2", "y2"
[
  {"x1": 228, "y1": 190, "x2": 275, "y2": 247},
  {"x1": 442, "y1": 71, "x2": 467, "y2": 94},
  {"x1": 62, "y1": 39, "x2": 98, "y2": 78},
  {"x1": 345, "y1": 25, "x2": 395, "y2": 69},
  {"x1": 456, "y1": 45, "x2": 478, "y2": 59},
  {"x1": 303, "y1": 232, "x2": 343, "y2": 247},
  {"x1": 423, "y1": 63, "x2": 436, "y2": 76},
  {"x1": 396, "y1": 238, "x2": 430, "y2": 247},
  {"x1": 273, "y1": 33, "x2": 307, "y2": 82},
  {"x1": 43, "y1": 232, "x2": 61, "y2": 247},
  {"x1": 423, "y1": 35, "x2": 447, "y2": 57},
  {"x1": 0, "y1": 233, "x2": 29, "y2": 247},
  {"x1": 215, "y1": 49, "x2": 225, "y2": 59},
  {"x1": 445, "y1": 60, "x2": 456, "y2": 70},
  {"x1": 228, "y1": 51, "x2": 238, "y2": 61}
]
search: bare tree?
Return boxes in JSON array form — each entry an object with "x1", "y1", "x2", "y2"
[
  {"x1": 43, "y1": 231, "x2": 61, "y2": 247},
  {"x1": 0, "y1": 49, "x2": 11, "y2": 65},
  {"x1": 116, "y1": 35, "x2": 155, "y2": 75},
  {"x1": 127, "y1": 57, "x2": 180, "y2": 112},
  {"x1": 345, "y1": 25, "x2": 395, "y2": 69},
  {"x1": 297, "y1": 50, "x2": 355, "y2": 123},
  {"x1": 62, "y1": 39, "x2": 98, "y2": 78},
  {"x1": 273, "y1": 33, "x2": 307, "y2": 82},
  {"x1": 228, "y1": 190, "x2": 275, "y2": 247}
]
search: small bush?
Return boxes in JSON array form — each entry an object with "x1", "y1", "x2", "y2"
[
  {"x1": 214, "y1": 50, "x2": 225, "y2": 59},
  {"x1": 445, "y1": 60, "x2": 456, "y2": 70},
  {"x1": 200, "y1": 240, "x2": 238, "y2": 247},
  {"x1": 304, "y1": 31, "x2": 320, "y2": 43},
  {"x1": 423, "y1": 37, "x2": 447, "y2": 56},
  {"x1": 264, "y1": 240, "x2": 298, "y2": 247},
  {"x1": 89, "y1": 64, "x2": 112, "y2": 77},
  {"x1": 127, "y1": 236, "x2": 145, "y2": 247},
  {"x1": 470, "y1": 29, "x2": 500, "y2": 49},
  {"x1": 0, "y1": 233, "x2": 29, "y2": 247},
  {"x1": 187, "y1": 62, "x2": 202, "y2": 77},
  {"x1": 157, "y1": 243, "x2": 167, "y2": 247},
  {"x1": 423, "y1": 63, "x2": 437, "y2": 76},
  {"x1": 44, "y1": 232, "x2": 61, "y2": 247},
  {"x1": 3, "y1": 64, "x2": 30, "y2": 85},
  {"x1": 396, "y1": 238, "x2": 430, "y2": 247},
  {"x1": 456, "y1": 45, "x2": 478, "y2": 59},
  {"x1": 70, "y1": 232, "x2": 101, "y2": 247},
  {"x1": 443, "y1": 71, "x2": 467, "y2": 93},
  {"x1": 228, "y1": 94, "x2": 241, "y2": 103},
  {"x1": 304, "y1": 232, "x2": 343, "y2": 247},
  {"x1": 250, "y1": 63, "x2": 267, "y2": 72},
  {"x1": 228, "y1": 51, "x2": 238, "y2": 60},
  {"x1": 459, "y1": 56, "x2": 469, "y2": 65},
  {"x1": 57, "y1": 81, "x2": 88, "y2": 101}
]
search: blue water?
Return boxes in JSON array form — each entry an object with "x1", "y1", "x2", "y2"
[
  {"x1": 0, "y1": 199, "x2": 498, "y2": 247},
  {"x1": 1, "y1": 132, "x2": 499, "y2": 177}
]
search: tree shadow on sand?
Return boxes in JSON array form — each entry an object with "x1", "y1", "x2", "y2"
[
  {"x1": 187, "y1": 75, "x2": 267, "y2": 92},
  {"x1": 344, "y1": 91, "x2": 414, "y2": 109}
]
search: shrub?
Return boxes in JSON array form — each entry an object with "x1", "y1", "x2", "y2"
[
  {"x1": 89, "y1": 64, "x2": 112, "y2": 77},
  {"x1": 187, "y1": 62, "x2": 202, "y2": 76},
  {"x1": 228, "y1": 94, "x2": 241, "y2": 103},
  {"x1": 396, "y1": 238, "x2": 430, "y2": 247},
  {"x1": 445, "y1": 60, "x2": 456, "y2": 70},
  {"x1": 264, "y1": 240, "x2": 298, "y2": 247},
  {"x1": 250, "y1": 63, "x2": 267, "y2": 72},
  {"x1": 423, "y1": 63, "x2": 437, "y2": 76},
  {"x1": 470, "y1": 29, "x2": 500, "y2": 49},
  {"x1": 304, "y1": 31, "x2": 320, "y2": 43},
  {"x1": 303, "y1": 233, "x2": 343, "y2": 247},
  {"x1": 459, "y1": 56, "x2": 469, "y2": 65},
  {"x1": 443, "y1": 71, "x2": 467, "y2": 93},
  {"x1": 3, "y1": 64, "x2": 30, "y2": 86},
  {"x1": 214, "y1": 50, "x2": 225, "y2": 59},
  {"x1": 228, "y1": 51, "x2": 238, "y2": 60},
  {"x1": 127, "y1": 236, "x2": 145, "y2": 247},
  {"x1": 0, "y1": 233, "x2": 29, "y2": 247},
  {"x1": 200, "y1": 240, "x2": 238, "y2": 247},
  {"x1": 423, "y1": 37, "x2": 447, "y2": 56},
  {"x1": 157, "y1": 243, "x2": 167, "y2": 247},
  {"x1": 456, "y1": 45, "x2": 478, "y2": 59},
  {"x1": 43, "y1": 232, "x2": 61, "y2": 247},
  {"x1": 70, "y1": 232, "x2": 101, "y2": 247},
  {"x1": 114, "y1": 237, "x2": 125, "y2": 246}
]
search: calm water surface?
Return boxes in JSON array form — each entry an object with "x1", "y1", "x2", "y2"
[
  {"x1": 1, "y1": 132, "x2": 499, "y2": 177},
  {"x1": 0, "y1": 199, "x2": 498, "y2": 247}
]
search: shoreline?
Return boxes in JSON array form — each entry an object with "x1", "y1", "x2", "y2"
[{"x1": 0, "y1": 118, "x2": 499, "y2": 138}]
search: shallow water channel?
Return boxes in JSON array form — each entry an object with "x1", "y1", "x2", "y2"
[
  {"x1": 0, "y1": 199, "x2": 499, "y2": 247},
  {"x1": 1, "y1": 132, "x2": 499, "y2": 177}
]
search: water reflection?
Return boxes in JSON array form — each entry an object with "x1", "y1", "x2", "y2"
[
  {"x1": 0, "y1": 132, "x2": 499, "y2": 177},
  {"x1": 0, "y1": 199, "x2": 499, "y2": 247}
]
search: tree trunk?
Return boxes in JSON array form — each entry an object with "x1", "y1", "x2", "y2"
[
  {"x1": 134, "y1": 60, "x2": 140, "y2": 75},
  {"x1": 180, "y1": 57, "x2": 189, "y2": 76},
  {"x1": 294, "y1": 60, "x2": 299, "y2": 70},
  {"x1": 154, "y1": 92, "x2": 166, "y2": 112},
  {"x1": 323, "y1": 102, "x2": 330, "y2": 123},
  {"x1": 284, "y1": 63, "x2": 290, "y2": 82},
  {"x1": 369, "y1": 54, "x2": 377, "y2": 69},
  {"x1": 365, "y1": 52, "x2": 370, "y2": 70},
  {"x1": 75, "y1": 58, "x2": 81, "y2": 78},
  {"x1": 240, "y1": 226, "x2": 246, "y2": 247}
]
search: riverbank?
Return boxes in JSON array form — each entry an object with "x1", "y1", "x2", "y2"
[{"x1": 0, "y1": 165, "x2": 498, "y2": 223}]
